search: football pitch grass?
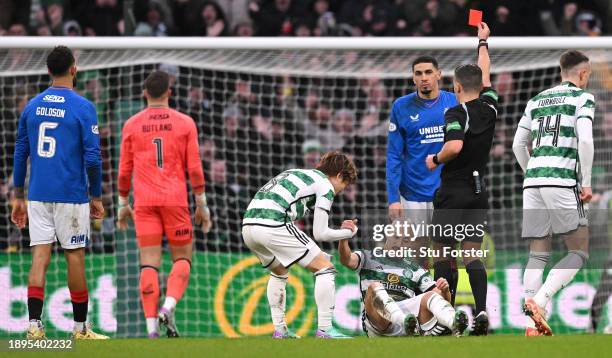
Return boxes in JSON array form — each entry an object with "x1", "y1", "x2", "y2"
[{"x1": 6, "y1": 335, "x2": 610, "y2": 358}]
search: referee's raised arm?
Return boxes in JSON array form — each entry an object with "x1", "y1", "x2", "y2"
[{"x1": 477, "y1": 22, "x2": 491, "y2": 88}]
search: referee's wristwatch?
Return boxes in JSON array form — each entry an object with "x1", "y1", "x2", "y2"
[{"x1": 433, "y1": 154, "x2": 440, "y2": 165}]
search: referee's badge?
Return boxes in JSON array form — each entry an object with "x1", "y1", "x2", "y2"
[{"x1": 389, "y1": 122, "x2": 397, "y2": 132}]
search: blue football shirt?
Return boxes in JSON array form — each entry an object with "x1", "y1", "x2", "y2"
[
  {"x1": 13, "y1": 86, "x2": 102, "y2": 203},
  {"x1": 386, "y1": 90, "x2": 458, "y2": 203}
]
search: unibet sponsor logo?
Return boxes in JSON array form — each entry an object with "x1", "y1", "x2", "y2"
[
  {"x1": 42, "y1": 95, "x2": 65, "y2": 103},
  {"x1": 419, "y1": 125, "x2": 445, "y2": 144},
  {"x1": 214, "y1": 256, "x2": 315, "y2": 337}
]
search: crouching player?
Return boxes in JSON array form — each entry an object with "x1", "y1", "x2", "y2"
[
  {"x1": 338, "y1": 235, "x2": 468, "y2": 337},
  {"x1": 242, "y1": 151, "x2": 358, "y2": 338}
]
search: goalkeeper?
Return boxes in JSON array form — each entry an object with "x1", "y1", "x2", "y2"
[
  {"x1": 338, "y1": 235, "x2": 468, "y2": 337},
  {"x1": 117, "y1": 70, "x2": 212, "y2": 338},
  {"x1": 242, "y1": 151, "x2": 358, "y2": 339}
]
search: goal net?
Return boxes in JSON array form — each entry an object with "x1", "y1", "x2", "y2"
[{"x1": 0, "y1": 38, "x2": 611, "y2": 337}]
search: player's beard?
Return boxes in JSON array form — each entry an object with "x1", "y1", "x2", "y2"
[{"x1": 420, "y1": 88, "x2": 432, "y2": 96}]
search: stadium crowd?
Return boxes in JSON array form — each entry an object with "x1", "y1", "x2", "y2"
[{"x1": 0, "y1": 0, "x2": 610, "y2": 38}]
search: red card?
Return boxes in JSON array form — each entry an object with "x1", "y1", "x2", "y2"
[{"x1": 468, "y1": 9, "x2": 483, "y2": 27}]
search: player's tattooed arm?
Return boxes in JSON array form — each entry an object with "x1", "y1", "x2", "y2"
[{"x1": 338, "y1": 239, "x2": 360, "y2": 270}]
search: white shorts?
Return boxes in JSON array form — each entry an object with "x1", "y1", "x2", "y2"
[
  {"x1": 28, "y1": 201, "x2": 91, "y2": 249},
  {"x1": 242, "y1": 223, "x2": 322, "y2": 269},
  {"x1": 522, "y1": 187, "x2": 588, "y2": 239},
  {"x1": 400, "y1": 198, "x2": 434, "y2": 227},
  {"x1": 363, "y1": 293, "x2": 437, "y2": 337}
]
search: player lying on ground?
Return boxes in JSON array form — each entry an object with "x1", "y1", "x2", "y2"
[
  {"x1": 117, "y1": 70, "x2": 212, "y2": 338},
  {"x1": 242, "y1": 151, "x2": 358, "y2": 338},
  {"x1": 11, "y1": 46, "x2": 108, "y2": 339},
  {"x1": 513, "y1": 50, "x2": 594, "y2": 336},
  {"x1": 338, "y1": 235, "x2": 468, "y2": 337}
]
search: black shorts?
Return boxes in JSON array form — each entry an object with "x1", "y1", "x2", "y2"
[{"x1": 431, "y1": 181, "x2": 488, "y2": 244}]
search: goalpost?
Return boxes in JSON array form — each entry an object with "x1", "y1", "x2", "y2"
[{"x1": 0, "y1": 37, "x2": 611, "y2": 338}]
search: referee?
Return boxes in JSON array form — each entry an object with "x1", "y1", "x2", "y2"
[{"x1": 425, "y1": 22, "x2": 497, "y2": 336}]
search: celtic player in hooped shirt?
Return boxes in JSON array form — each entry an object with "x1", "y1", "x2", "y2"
[
  {"x1": 513, "y1": 50, "x2": 595, "y2": 336},
  {"x1": 338, "y1": 236, "x2": 468, "y2": 337},
  {"x1": 242, "y1": 151, "x2": 358, "y2": 339}
]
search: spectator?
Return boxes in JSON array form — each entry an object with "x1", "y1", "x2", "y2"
[
  {"x1": 293, "y1": 19, "x2": 314, "y2": 37},
  {"x1": 82, "y1": 0, "x2": 123, "y2": 36},
  {"x1": 63, "y1": 20, "x2": 83, "y2": 36},
  {"x1": 249, "y1": 0, "x2": 303, "y2": 36},
  {"x1": 300, "y1": 139, "x2": 322, "y2": 168},
  {"x1": 200, "y1": 138, "x2": 216, "y2": 169},
  {"x1": 186, "y1": 86, "x2": 213, "y2": 129},
  {"x1": 205, "y1": 159, "x2": 246, "y2": 245},
  {"x1": 51, "y1": 3, "x2": 67, "y2": 35},
  {"x1": 356, "y1": 78, "x2": 389, "y2": 136},
  {"x1": 134, "y1": 0, "x2": 175, "y2": 33},
  {"x1": 358, "y1": 1, "x2": 398, "y2": 36},
  {"x1": 134, "y1": 2, "x2": 170, "y2": 36},
  {"x1": 215, "y1": 105, "x2": 249, "y2": 186},
  {"x1": 233, "y1": 21, "x2": 254, "y2": 36},
  {"x1": 575, "y1": 10, "x2": 602, "y2": 36},
  {"x1": 171, "y1": 0, "x2": 201, "y2": 36},
  {"x1": 400, "y1": 0, "x2": 457, "y2": 36},
  {"x1": 330, "y1": 108, "x2": 355, "y2": 150},
  {"x1": 8, "y1": 23, "x2": 28, "y2": 36},
  {"x1": 216, "y1": 0, "x2": 250, "y2": 29},
  {"x1": 539, "y1": 1, "x2": 602, "y2": 36},
  {"x1": 301, "y1": 97, "x2": 337, "y2": 151},
  {"x1": 231, "y1": 79, "x2": 259, "y2": 118},
  {"x1": 481, "y1": 1, "x2": 541, "y2": 36},
  {"x1": 199, "y1": 1, "x2": 229, "y2": 36},
  {"x1": 36, "y1": 24, "x2": 52, "y2": 36},
  {"x1": 158, "y1": 63, "x2": 187, "y2": 110},
  {"x1": 0, "y1": 0, "x2": 31, "y2": 33}
]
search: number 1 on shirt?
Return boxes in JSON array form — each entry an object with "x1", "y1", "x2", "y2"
[{"x1": 153, "y1": 137, "x2": 163, "y2": 168}]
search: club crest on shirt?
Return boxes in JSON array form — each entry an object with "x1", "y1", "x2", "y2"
[
  {"x1": 389, "y1": 122, "x2": 397, "y2": 132},
  {"x1": 410, "y1": 114, "x2": 420, "y2": 122},
  {"x1": 91, "y1": 125, "x2": 99, "y2": 134}
]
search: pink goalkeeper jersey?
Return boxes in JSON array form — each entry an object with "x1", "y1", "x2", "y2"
[{"x1": 118, "y1": 107, "x2": 204, "y2": 207}]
